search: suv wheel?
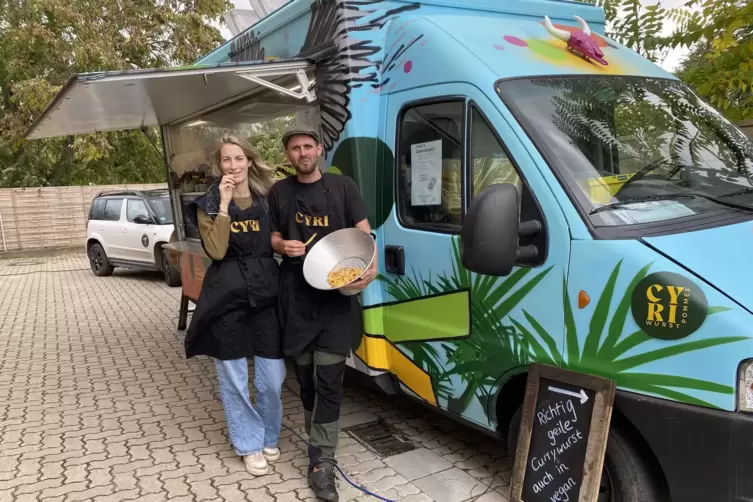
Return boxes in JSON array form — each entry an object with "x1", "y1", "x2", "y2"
[
  {"x1": 88, "y1": 243, "x2": 114, "y2": 277},
  {"x1": 161, "y1": 250, "x2": 181, "y2": 287}
]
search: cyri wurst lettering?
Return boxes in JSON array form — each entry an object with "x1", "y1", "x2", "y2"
[
  {"x1": 295, "y1": 212, "x2": 330, "y2": 227},
  {"x1": 631, "y1": 272, "x2": 708, "y2": 340},
  {"x1": 646, "y1": 284, "x2": 688, "y2": 327},
  {"x1": 230, "y1": 219, "x2": 261, "y2": 233}
]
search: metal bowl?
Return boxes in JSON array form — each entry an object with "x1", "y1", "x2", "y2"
[{"x1": 303, "y1": 228, "x2": 376, "y2": 296}]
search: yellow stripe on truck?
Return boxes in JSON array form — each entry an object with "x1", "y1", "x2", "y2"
[{"x1": 355, "y1": 333, "x2": 437, "y2": 406}]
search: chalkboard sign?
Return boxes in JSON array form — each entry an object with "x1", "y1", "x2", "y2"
[{"x1": 509, "y1": 364, "x2": 616, "y2": 502}]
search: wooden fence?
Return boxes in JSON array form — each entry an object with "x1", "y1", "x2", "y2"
[{"x1": 0, "y1": 183, "x2": 167, "y2": 253}]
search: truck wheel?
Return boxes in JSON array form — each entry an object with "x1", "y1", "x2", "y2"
[
  {"x1": 507, "y1": 406, "x2": 662, "y2": 502},
  {"x1": 88, "y1": 243, "x2": 114, "y2": 277},
  {"x1": 161, "y1": 250, "x2": 181, "y2": 287}
]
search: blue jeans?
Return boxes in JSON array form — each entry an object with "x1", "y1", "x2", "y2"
[{"x1": 215, "y1": 357, "x2": 286, "y2": 456}]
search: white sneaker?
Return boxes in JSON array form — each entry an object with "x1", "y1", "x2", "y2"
[
  {"x1": 244, "y1": 451, "x2": 269, "y2": 476},
  {"x1": 263, "y1": 446, "x2": 280, "y2": 462}
]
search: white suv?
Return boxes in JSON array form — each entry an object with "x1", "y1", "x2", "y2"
[{"x1": 86, "y1": 189, "x2": 181, "y2": 286}]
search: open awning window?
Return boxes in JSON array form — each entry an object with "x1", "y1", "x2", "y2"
[{"x1": 25, "y1": 58, "x2": 315, "y2": 140}]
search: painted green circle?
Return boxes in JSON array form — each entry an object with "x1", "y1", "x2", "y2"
[
  {"x1": 330, "y1": 137, "x2": 395, "y2": 229},
  {"x1": 328, "y1": 165, "x2": 343, "y2": 174},
  {"x1": 631, "y1": 272, "x2": 708, "y2": 340},
  {"x1": 527, "y1": 39, "x2": 566, "y2": 60}
]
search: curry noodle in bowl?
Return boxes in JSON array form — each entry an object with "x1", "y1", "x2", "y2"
[
  {"x1": 327, "y1": 264, "x2": 365, "y2": 289},
  {"x1": 303, "y1": 228, "x2": 376, "y2": 296}
]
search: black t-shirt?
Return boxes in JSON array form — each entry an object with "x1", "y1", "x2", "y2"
[{"x1": 269, "y1": 173, "x2": 369, "y2": 235}]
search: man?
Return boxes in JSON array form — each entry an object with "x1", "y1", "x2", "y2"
[{"x1": 268, "y1": 128, "x2": 376, "y2": 501}]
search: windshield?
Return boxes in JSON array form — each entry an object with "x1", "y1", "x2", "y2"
[
  {"x1": 147, "y1": 196, "x2": 173, "y2": 224},
  {"x1": 497, "y1": 76, "x2": 753, "y2": 228}
]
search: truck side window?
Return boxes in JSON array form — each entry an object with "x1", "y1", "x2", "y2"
[
  {"x1": 104, "y1": 199, "x2": 122, "y2": 221},
  {"x1": 397, "y1": 100, "x2": 465, "y2": 231},
  {"x1": 470, "y1": 106, "x2": 521, "y2": 196}
]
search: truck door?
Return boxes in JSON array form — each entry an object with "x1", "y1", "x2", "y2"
[{"x1": 379, "y1": 83, "x2": 571, "y2": 429}]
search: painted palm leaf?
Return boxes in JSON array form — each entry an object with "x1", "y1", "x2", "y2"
[
  {"x1": 515, "y1": 263, "x2": 747, "y2": 409},
  {"x1": 438, "y1": 238, "x2": 554, "y2": 415}
]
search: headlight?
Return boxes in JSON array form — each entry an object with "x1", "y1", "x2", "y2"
[{"x1": 738, "y1": 359, "x2": 753, "y2": 412}]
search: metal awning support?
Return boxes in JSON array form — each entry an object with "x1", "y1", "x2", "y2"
[{"x1": 236, "y1": 68, "x2": 316, "y2": 103}]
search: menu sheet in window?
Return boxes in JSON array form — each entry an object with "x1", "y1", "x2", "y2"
[{"x1": 410, "y1": 139, "x2": 443, "y2": 206}]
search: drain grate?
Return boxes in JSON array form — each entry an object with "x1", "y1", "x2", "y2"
[{"x1": 344, "y1": 419, "x2": 416, "y2": 458}]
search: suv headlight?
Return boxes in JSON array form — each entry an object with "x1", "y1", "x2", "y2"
[{"x1": 738, "y1": 359, "x2": 753, "y2": 412}]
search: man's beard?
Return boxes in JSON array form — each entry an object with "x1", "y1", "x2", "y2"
[{"x1": 293, "y1": 158, "x2": 318, "y2": 175}]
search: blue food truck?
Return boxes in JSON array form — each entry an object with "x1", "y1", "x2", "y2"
[{"x1": 25, "y1": 0, "x2": 753, "y2": 500}]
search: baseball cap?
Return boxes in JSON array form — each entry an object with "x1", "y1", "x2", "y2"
[{"x1": 281, "y1": 128, "x2": 321, "y2": 148}]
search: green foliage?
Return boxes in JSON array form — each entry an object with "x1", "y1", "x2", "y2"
[
  {"x1": 249, "y1": 115, "x2": 297, "y2": 180},
  {"x1": 594, "y1": 0, "x2": 675, "y2": 62},
  {"x1": 0, "y1": 0, "x2": 232, "y2": 187},
  {"x1": 594, "y1": 0, "x2": 752, "y2": 121},
  {"x1": 672, "y1": 1, "x2": 752, "y2": 121}
]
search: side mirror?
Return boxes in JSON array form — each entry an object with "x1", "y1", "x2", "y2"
[
  {"x1": 460, "y1": 183, "x2": 541, "y2": 277},
  {"x1": 133, "y1": 215, "x2": 151, "y2": 224}
]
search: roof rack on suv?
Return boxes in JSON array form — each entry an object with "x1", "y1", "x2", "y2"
[
  {"x1": 95, "y1": 190, "x2": 144, "y2": 198},
  {"x1": 95, "y1": 188, "x2": 170, "y2": 198}
]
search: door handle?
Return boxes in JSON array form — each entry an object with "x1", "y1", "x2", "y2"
[{"x1": 385, "y1": 245, "x2": 405, "y2": 275}]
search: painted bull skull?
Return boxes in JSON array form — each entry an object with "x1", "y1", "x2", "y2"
[{"x1": 544, "y1": 15, "x2": 608, "y2": 66}]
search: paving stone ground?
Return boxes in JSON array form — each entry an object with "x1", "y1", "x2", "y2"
[{"x1": 0, "y1": 253, "x2": 513, "y2": 502}]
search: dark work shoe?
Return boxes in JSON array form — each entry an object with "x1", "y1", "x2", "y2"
[{"x1": 308, "y1": 462, "x2": 338, "y2": 502}]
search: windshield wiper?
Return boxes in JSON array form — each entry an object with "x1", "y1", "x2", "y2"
[
  {"x1": 589, "y1": 194, "x2": 695, "y2": 215},
  {"x1": 590, "y1": 192, "x2": 753, "y2": 215},
  {"x1": 717, "y1": 187, "x2": 753, "y2": 199}
]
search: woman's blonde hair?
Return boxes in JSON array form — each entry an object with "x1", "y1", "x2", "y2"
[{"x1": 212, "y1": 134, "x2": 275, "y2": 196}]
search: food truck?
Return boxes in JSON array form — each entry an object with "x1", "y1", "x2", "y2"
[{"x1": 25, "y1": 0, "x2": 753, "y2": 500}]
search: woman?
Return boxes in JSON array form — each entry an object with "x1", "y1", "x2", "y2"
[{"x1": 184, "y1": 134, "x2": 284, "y2": 476}]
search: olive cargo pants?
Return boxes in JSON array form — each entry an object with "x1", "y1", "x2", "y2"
[{"x1": 293, "y1": 351, "x2": 347, "y2": 467}]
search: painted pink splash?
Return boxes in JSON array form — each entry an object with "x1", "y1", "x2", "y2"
[
  {"x1": 504, "y1": 35, "x2": 527, "y2": 47},
  {"x1": 493, "y1": 44, "x2": 505, "y2": 51},
  {"x1": 404, "y1": 61, "x2": 413, "y2": 73}
]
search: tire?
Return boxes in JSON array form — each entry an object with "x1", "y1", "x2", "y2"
[
  {"x1": 507, "y1": 406, "x2": 663, "y2": 502},
  {"x1": 161, "y1": 249, "x2": 181, "y2": 287},
  {"x1": 88, "y1": 243, "x2": 114, "y2": 277}
]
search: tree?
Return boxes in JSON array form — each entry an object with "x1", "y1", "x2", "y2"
[
  {"x1": 595, "y1": 0, "x2": 675, "y2": 63},
  {"x1": 672, "y1": 0, "x2": 753, "y2": 122},
  {"x1": 596, "y1": 0, "x2": 752, "y2": 122},
  {"x1": 0, "y1": 0, "x2": 232, "y2": 188}
]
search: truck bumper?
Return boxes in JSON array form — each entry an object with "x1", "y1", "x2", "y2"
[{"x1": 616, "y1": 391, "x2": 753, "y2": 502}]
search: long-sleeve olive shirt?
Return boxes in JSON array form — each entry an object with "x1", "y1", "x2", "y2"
[{"x1": 196, "y1": 196, "x2": 252, "y2": 261}]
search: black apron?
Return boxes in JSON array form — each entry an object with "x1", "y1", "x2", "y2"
[
  {"x1": 278, "y1": 175, "x2": 355, "y2": 357},
  {"x1": 184, "y1": 182, "x2": 282, "y2": 361}
]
